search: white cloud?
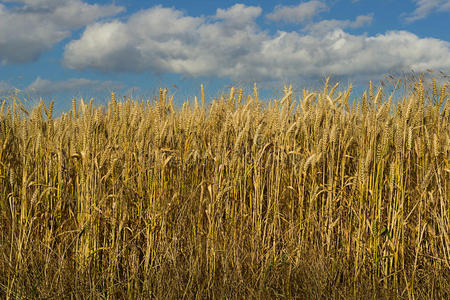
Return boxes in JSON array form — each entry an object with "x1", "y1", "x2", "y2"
[
  {"x1": 0, "y1": 81, "x2": 14, "y2": 94},
  {"x1": 0, "y1": 0, "x2": 124, "y2": 64},
  {"x1": 0, "y1": 81, "x2": 22, "y2": 95},
  {"x1": 62, "y1": 4, "x2": 450, "y2": 82},
  {"x1": 25, "y1": 77, "x2": 121, "y2": 95},
  {"x1": 64, "y1": 4, "x2": 266, "y2": 76},
  {"x1": 257, "y1": 30, "x2": 450, "y2": 79},
  {"x1": 266, "y1": 1, "x2": 328, "y2": 23},
  {"x1": 216, "y1": 3, "x2": 262, "y2": 25},
  {"x1": 402, "y1": 0, "x2": 450, "y2": 22},
  {"x1": 305, "y1": 14, "x2": 373, "y2": 34}
]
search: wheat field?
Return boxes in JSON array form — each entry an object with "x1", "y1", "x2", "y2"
[{"x1": 0, "y1": 77, "x2": 449, "y2": 299}]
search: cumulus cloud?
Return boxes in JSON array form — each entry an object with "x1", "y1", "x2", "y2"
[
  {"x1": 258, "y1": 30, "x2": 450, "y2": 79},
  {"x1": 64, "y1": 4, "x2": 266, "y2": 76},
  {"x1": 402, "y1": 0, "x2": 450, "y2": 23},
  {"x1": 216, "y1": 3, "x2": 262, "y2": 25},
  {"x1": 63, "y1": 4, "x2": 450, "y2": 82},
  {"x1": 305, "y1": 14, "x2": 373, "y2": 35},
  {"x1": 25, "y1": 77, "x2": 121, "y2": 95},
  {"x1": 0, "y1": 0, "x2": 124, "y2": 64},
  {"x1": 266, "y1": 1, "x2": 328, "y2": 23}
]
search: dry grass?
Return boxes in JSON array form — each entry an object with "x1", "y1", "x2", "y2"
[{"x1": 0, "y1": 76, "x2": 449, "y2": 299}]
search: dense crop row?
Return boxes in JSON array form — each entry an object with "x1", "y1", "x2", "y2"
[{"x1": 0, "y1": 78, "x2": 448, "y2": 298}]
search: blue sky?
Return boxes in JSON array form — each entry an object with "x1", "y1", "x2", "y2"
[{"x1": 0, "y1": 0, "x2": 449, "y2": 112}]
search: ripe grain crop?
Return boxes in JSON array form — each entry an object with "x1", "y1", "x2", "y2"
[{"x1": 0, "y1": 77, "x2": 448, "y2": 299}]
